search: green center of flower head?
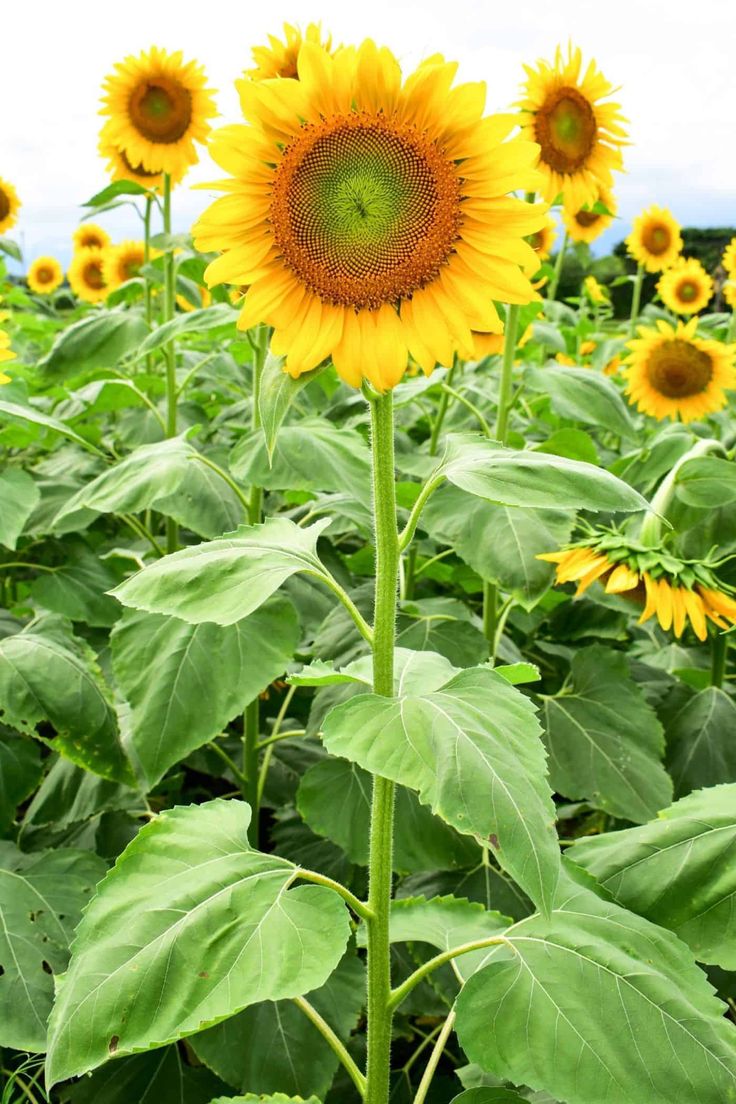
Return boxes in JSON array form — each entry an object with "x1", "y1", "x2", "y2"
[
  {"x1": 643, "y1": 223, "x2": 670, "y2": 255},
  {"x1": 535, "y1": 86, "x2": 596, "y2": 173},
  {"x1": 679, "y1": 280, "x2": 697, "y2": 302},
  {"x1": 129, "y1": 77, "x2": 192, "y2": 144}
]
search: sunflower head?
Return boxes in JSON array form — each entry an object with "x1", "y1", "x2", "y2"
[
  {"x1": 247, "y1": 23, "x2": 333, "y2": 80},
  {"x1": 657, "y1": 257, "x2": 713, "y2": 316},
  {"x1": 0, "y1": 178, "x2": 21, "y2": 236},
  {"x1": 177, "y1": 285, "x2": 212, "y2": 312},
  {"x1": 583, "y1": 274, "x2": 608, "y2": 304},
  {"x1": 100, "y1": 46, "x2": 217, "y2": 177},
  {"x1": 194, "y1": 38, "x2": 547, "y2": 391},
  {"x1": 0, "y1": 326, "x2": 15, "y2": 371},
  {"x1": 528, "y1": 217, "x2": 557, "y2": 262},
  {"x1": 722, "y1": 236, "x2": 736, "y2": 276},
  {"x1": 563, "y1": 185, "x2": 616, "y2": 244},
  {"x1": 98, "y1": 125, "x2": 184, "y2": 191},
  {"x1": 103, "y1": 241, "x2": 148, "y2": 290},
  {"x1": 723, "y1": 276, "x2": 736, "y2": 310},
  {"x1": 28, "y1": 256, "x2": 64, "y2": 295},
  {"x1": 626, "y1": 205, "x2": 682, "y2": 273},
  {"x1": 72, "y1": 223, "x2": 110, "y2": 252},
  {"x1": 624, "y1": 317, "x2": 736, "y2": 423},
  {"x1": 68, "y1": 247, "x2": 109, "y2": 304}
]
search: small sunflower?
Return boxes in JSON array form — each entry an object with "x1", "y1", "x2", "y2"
[
  {"x1": 68, "y1": 247, "x2": 109, "y2": 304},
  {"x1": 194, "y1": 39, "x2": 547, "y2": 390},
  {"x1": 177, "y1": 285, "x2": 212, "y2": 312},
  {"x1": 101, "y1": 46, "x2": 217, "y2": 178},
  {"x1": 528, "y1": 217, "x2": 557, "y2": 262},
  {"x1": 563, "y1": 185, "x2": 616, "y2": 244},
  {"x1": 538, "y1": 531, "x2": 736, "y2": 641},
  {"x1": 470, "y1": 324, "x2": 533, "y2": 359},
  {"x1": 604, "y1": 354, "x2": 621, "y2": 376},
  {"x1": 583, "y1": 274, "x2": 608, "y2": 305},
  {"x1": 722, "y1": 236, "x2": 736, "y2": 276},
  {"x1": 658, "y1": 257, "x2": 713, "y2": 316},
  {"x1": 28, "y1": 256, "x2": 64, "y2": 295},
  {"x1": 626, "y1": 205, "x2": 682, "y2": 273},
  {"x1": 103, "y1": 240, "x2": 147, "y2": 290},
  {"x1": 0, "y1": 308, "x2": 15, "y2": 380},
  {"x1": 624, "y1": 317, "x2": 736, "y2": 423},
  {"x1": 247, "y1": 23, "x2": 333, "y2": 80},
  {"x1": 0, "y1": 178, "x2": 21, "y2": 235},
  {"x1": 73, "y1": 223, "x2": 111, "y2": 252},
  {"x1": 517, "y1": 44, "x2": 627, "y2": 212}
]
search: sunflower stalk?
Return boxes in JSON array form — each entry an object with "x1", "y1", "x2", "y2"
[
  {"x1": 547, "y1": 228, "x2": 568, "y2": 300},
  {"x1": 638, "y1": 437, "x2": 726, "y2": 547},
  {"x1": 162, "y1": 173, "x2": 179, "y2": 555},
  {"x1": 143, "y1": 194, "x2": 154, "y2": 375},
  {"x1": 628, "y1": 263, "x2": 645, "y2": 338}
]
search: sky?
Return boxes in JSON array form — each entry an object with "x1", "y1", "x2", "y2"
[{"x1": 3, "y1": 0, "x2": 735, "y2": 271}]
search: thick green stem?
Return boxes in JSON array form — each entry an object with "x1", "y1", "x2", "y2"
[
  {"x1": 143, "y1": 195, "x2": 153, "y2": 364},
  {"x1": 547, "y1": 229, "x2": 568, "y2": 300},
  {"x1": 639, "y1": 437, "x2": 725, "y2": 546},
  {"x1": 711, "y1": 632, "x2": 727, "y2": 688},
  {"x1": 162, "y1": 174, "x2": 179, "y2": 554},
  {"x1": 365, "y1": 392, "x2": 400, "y2": 1104},
  {"x1": 628, "y1": 263, "x2": 644, "y2": 338},
  {"x1": 483, "y1": 580, "x2": 497, "y2": 647},
  {"x1": 428, "y1": 355, "x2": 458, "y2": 456}
]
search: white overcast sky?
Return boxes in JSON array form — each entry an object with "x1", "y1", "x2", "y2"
[{"x1": 4, "y1": 0, "x2": 735, "y2": 270}]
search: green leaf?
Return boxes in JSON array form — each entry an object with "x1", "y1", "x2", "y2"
[
  {"x1": 0, "y1": 398, "x2": 105, "y2": 454},
  {"x1": 534, "y1": 427, "x2": 600, "y2": 465},
  {"x1": 112, "y1": 599, "x2": 299, "y2": 788},
  {"x1": 572, "y1": 784, "x2": 736, "y2": 968},
  {"x1": 0, "y1": 732, "x2": 42, "y2": 831},
  {"x1": 438, "y1": 436, "x2": 647, "y2": 513},
  {"x1": 0, "y1": 468, "x2": 40, "y2": 549},
  {"x1": 0, "y1": 235, "x2": 22, "y2": 262},
  {"x1": 322, "y1": 666, "x2": 560, "y2": 913},
  {"x1": 136, "y1": 304, "x2": 237, "y2": 357},
  {"x1": 38, "y1": 310, "x2": 149, "y2": 378},
  {"x1": 0, "y1": 617, "x2": 133, "y2": 784},
  {"x1": 526, "y1": 365, "x2": 637, "y2": 440},
  {"x1": 112, "y1": 517, "x2": 332, "y2": 626},
  {"x1": 540, "y1": 645, "x2": 672, "y2": 823},
  {"x1": 22, "y1": 756, "x2": 139, "y2": 832},
  {"x1": 45, "y1": 799, "x2": 350, "y2": 1086},
  {"x1": 455, "y1": 875, "x2": 736, "y2": 1104},
  {"x1": 60, "y1": 1044, "x2": 228, "y2": 1104},
  {"x1": 32, "y1": 542, "x2": 122, "y2": 626},
  {"x1": 83, "y1": 180, "x2": 149, "y2": 205},
  {"x1": 257, "y1": 350, "x2": 323, "y2": 461},
  {"x1": 383, "y1": 895, "x2": 511, "y2": 982},
  {"x1": 207, "y1": 1096, "x2": 322, "y2": 1103},
  {"x1": 397, "y1": 598, "x2": 489, "y2": 667},
  {"x1": 451, "y1": 1091, "x2": 528, "y2": 1103},
  {"x1": 676, "y1": 457, "x2": 736, "y2": 507},
  {"x1": 665, "y1": 687, "x2": 736, "y2": 796},
  {"x1": 0, "y1": 842, "x2": 106, "y2": 1051},
  {"x1": 495, "y1": 662, "x2": 540, "y2": 685}
]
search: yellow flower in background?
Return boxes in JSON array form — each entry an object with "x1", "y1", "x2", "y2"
[
  {"x1": 723, "y1": 278, "x2": 736, "y2": 310},
  {"x1": 177, "y1": 285, "x2": 212, "y2": 312},
  {"x1": 470, "y1": 324, "x2": 533, "y2": 359},
  {"x1": 563, "y1": 185, "x2": 616, "y2": 244},
  {"x1": 98, "y1": 126, "x2": 180, "y2": 191},
  {"x1": 103, "y1": 240, "x2": 147, "y2": 290},
  {"x1": 68, "y1": 247, "x2": 109, "y2": 304},
  {"x1": 73, "y1": 223, "x2": 110, "y2": 252},
  {"x1": 0, "y1": 300, "x2": 15, "y2": 380},
  {"x1": 723, "y1": 236, "x2": 736, "y2": 275},
  {"x1": 194, "y1": 39, "x2": 547, "y2": 390},
  {"x1": 604, "y1": 354, "x2": 621, "y2": 375},
  {"x1": 28, "y1": 256, "x2": 64, "y2": 295},
  {"x1": 624, "y1": 317, "x2": 736, "y2": 422},
  {"x1": 657, "y1": 257, "x2": 713, "y2": 315},
  {"x1": 626, "y1": 205, "x2": 682, "y2": 273},
  {"x1": 579, "y1": 339, "x2": 597, "y2": 355},
  {"x1": 528, "y1": 218, "x2": 557, "y2": 262},
  {"x1": 0, "y1": 177, "x2": 21, "y2": 235},
  {"x1": 247, "y1": 23, "x2": 333, "y2": 80},
  {"x1": 583, "y1": 274, "x2": 608, "y2": 304},
  {"x1": 517, "y1": 44, "x2": 627, "y2": 212},
  {"x1": 101, "y1": 47, "x2": 217, "y2": 178}
]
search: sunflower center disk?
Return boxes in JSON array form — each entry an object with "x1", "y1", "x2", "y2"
[
  {"x1": 535, "y1": 87, "x2": 597, "y2": 173},
  {"x1": 38, "y1": 268, "x2": 52, "y2": 283},
  {"x1": 0, "y1": 190, "x2": 9, "y2": 223},
  {"x1": 678, "y1": 280, "x2": 698, "y2": 302},
  {"x1": 84, "y1": 261, "x2": 105, "y2": 290},
  {"x1": 129, "y1": 78, "x2": 193, "y2": 144},
  {"x1": 643, "y1": 224, "x2": 670, "y2": 255},
  {"x1": 647, "y1": 340, "x2": 713, "y2": 397},
  {"x1": 271, "y1": 115, "x2": 462, "y2": 309},
  {"x1": 575, "y1": 209, "x2": 600, "y2": 228}
]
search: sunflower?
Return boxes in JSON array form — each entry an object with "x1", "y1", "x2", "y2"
[
  {"x1": 657, "y1": 257, "x2": 713, "y2": 316},
  {"x1": 528, "y1": 217, "x2": 557, "y2": 262},
  {"x1": 471, "y1": 324, "x2": 533, "y2": 359},
  {"x1": 247, "y1": 23, "x2": 333, "y2": 80},
  {"x1": 0, "y1": 178, "x2": 21, "y2": 235},
  {"x1": 0, "y1": 308, "x2": 15, "y2": 381},
  {"x1": 194, "y1": 40, "x2": 547, "y2": 390},
  {"x1": 177, "y1": 285, "x2": 212, "y2": 312},
  {"x1": 626, "y1": 205, "x2": 682, "y2": 273},
  {"x1": 101, "y1": 47, "x2": 217, "y2": 178},
  {"x1": 722, "y1": 237, "x2": 736, "y2": 276},
  {"x1": 68, "y1": 247, "x2": 109, "y2": 304},
  {"x1": 98, "y1": 126, "x2": 163, "y2": 191},
  {"x1": 562, "y1": 185, "x2": 616, "y2": 244},
  {"x1": 517, "y1": 44, "x2": 626, "y2": 212},
  {"x1": 624, "y1": 317, "x2": 736, "y2": 422},
  {"x1": 723, "y1": 277, "x2": 736, "y2": 310},
  {"x1": 103, "y1": 240, "x2": 147, "y2": 290},
  {"x1": 538, "y1": 531, "x2": 736, "y2": 641},
  {"x1": 73, "y1": 223, "x2": 111, "y2": 252},
  {"x1": 27, "y1": 256, "x2": 64, "y2": 295},
  {"x1": 583, "y1": 275, "x2": 608, "y2": 304}
]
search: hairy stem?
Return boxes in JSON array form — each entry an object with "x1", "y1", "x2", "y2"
[
  {"x1": 162, "y1": 173, "x2": 178, "y2": 555},
  {"x1": 293, "y1": 996, "x2": 367, "y2": 1098},
  {"x1": 412, "y1": 1011, "x2": 456, "y2": 1104}
]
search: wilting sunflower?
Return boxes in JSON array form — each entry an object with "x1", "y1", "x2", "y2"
[
  {"x1": 103, "y1": 240, "x2": 147, "y2": 290},
  {"x1": 73, "y1": 223, "x2": 110, "y2": 252},
  {"x1": 68, "y1": 247, "x2": 109, "y2": 304},
  {"x1": 28, "y1": 256, "x2": 64, "y2": 295},
  {"x1": 538, "y1": 530, "x2": 736, "y2": 641},
  {"x1": 624, "y1": 317, "x2": 736, "y2": 422},
  {"x1": 563, "y1": 185, "x2": 616, "y2": 244},
  {"x1": 101, "y1": 47, "x2": 217, "y2": 178},
  {"x1": 0, "y1": 178, "x2": 21, "y2": 235},
  {"x1": 626, "y1": 205, "x2": 682, "y2": 273},
  {"x1": 658, "y1": 257, "x2": 713, "y2": 316},
  {"x1": 517, "y1": 45, "x2": 626, "y2": 212},
  {"x1": 194, "y1": 39, "x2": 547, "y2": 389},
  {"x1": 247, "y1": 23, "x2": 332, "y2": 80}
]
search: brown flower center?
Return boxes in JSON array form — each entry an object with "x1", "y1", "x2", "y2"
[
  {"x1": 271, "y1": 112, "x2": 462, "y2": 309},
  {"x1": 37, "y1": 267, "x2": 52, "y2": 284},
  {"x1": 534, "y1": 86, "x2": 597, "y2": 174},
  {"x1": 83, "y1": 260, "x2": 106, "y2": 290},
  {"x1": 646, "y1": 339, "x2": 713, "y2": 398},
  {"x1": 80, "y1": 231, "x2": 104, "y2": 249},
  {"x1": 642, "y1": 223, "x2": 671, "y2": 256},
  {"x1": 677, "y1": 279, "x2": 698, "y2": 303},
  {"x1": 129, "y1": 76, "x2": 192, "y2": 144},
  {"x1": 575, "y1": 209, "x2": 600, "y2": 228},
  {"x1": 0, "y1": 188, "x2": 9, "y2": 223}
]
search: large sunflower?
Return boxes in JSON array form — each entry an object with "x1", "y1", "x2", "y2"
[
  {"x1": 657, "y1": 257, "x2": 713, "y2": 316},
  {"x1": 626, "y1": 205, "x2": 682, "y2": 273},
  {"x1": 624, "y1": 317, "x2": 736, "y2": 422},
  {"x1": 68, "y1": 247, "x2": 109, "y2": 304},
  {"x1": 517, "y1": 45, "x2": 626, "y2": 212},
  {"x1": 247, "y1": 23, "x2": 333, "y2": 80},
  {"x1": 103, "y1": 240, "x2": 147, "y2": 290},
  {"x1": 73, "y1": 223, "x2": 110, "y2": 252},
  {"x1": 0, "y1": 178, "x2": 21, "y2": 235},
  {"x1": 101, "y1": 47, "x2": 217, "y2": 178},
  {"x1": 194, "y1": 40, "x2": 546, "y2": 389},
  {"x1": 562, "y1": 185, "x2": 616, "y2": 244},
  {"x1": 28, "y1": 256, "x2": 64, "y2": 295}
]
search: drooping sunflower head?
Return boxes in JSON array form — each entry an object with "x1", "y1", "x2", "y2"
[
  {"x1": 583, "y1": 274, "x2": 608, "y2": 305},
  {"x1": 247, "y1": 22, "x2": 333, "y2": 80},
  {"x1": 626, "y1": 205, "x2": 682, "y2": 273},
  {"x1": 101, "y1": 46, "x2": 217, "y2": 178},
  {"x1": 0, "y1": 177, "x2": 21, "y2": 235},
  {"x1": 68, "y1": 247, "x2": 109, "y2": 304},
  {"x1": 72, "y1": 223, "x2": 110, "y2": 252},
  {"x1": 28, "y1": 256, "x2": 64, "y2": 295},
  {"x1": 517, "y1": 44, "x2": 627, "y2": 212},
  {"x1": 722, "y1": 236, "x2": 736, "y2": 276},
  {"x1": 194, "y1": 39, "x2": 547, "y2": 390},
  {"x1": 98, "y1": 125, "x2": 181, "y2": 191},
  {"x1": 562, "y1": 185, "x2": 616, "y2": 243},
  {"x1": 657, "y1": 257, "x2": 713, "y2": 316},
  {"x1": 103, "y1": 241, "x2": 147, "y2": 290},
  {"x1": 527, "y1": 217, "x2": 557, "y2": 262},
  {"x1": 624, "y1": 317, "x2": 736, "y2": 423}
]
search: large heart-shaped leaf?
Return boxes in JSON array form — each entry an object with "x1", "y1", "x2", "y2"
[
  {"x1": 664, "y1": 687, "x2": 736, "y2": 796},
  {"x1": 38, "y1": 310, "x2": 149, "y2": 378},
  {"x1": 60, "y1": 1044, "x2": 228, "y2": 1104},
  {"x1": 526, "y1": 364, "x2": 637, "y2": 440},
  {"x1": 0, "y1": 467, "x2": 40, "y2": 548}
]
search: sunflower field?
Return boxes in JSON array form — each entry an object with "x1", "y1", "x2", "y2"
[{"x1": 1, "y1": 21, "x2": 736, "y2": 1104}]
